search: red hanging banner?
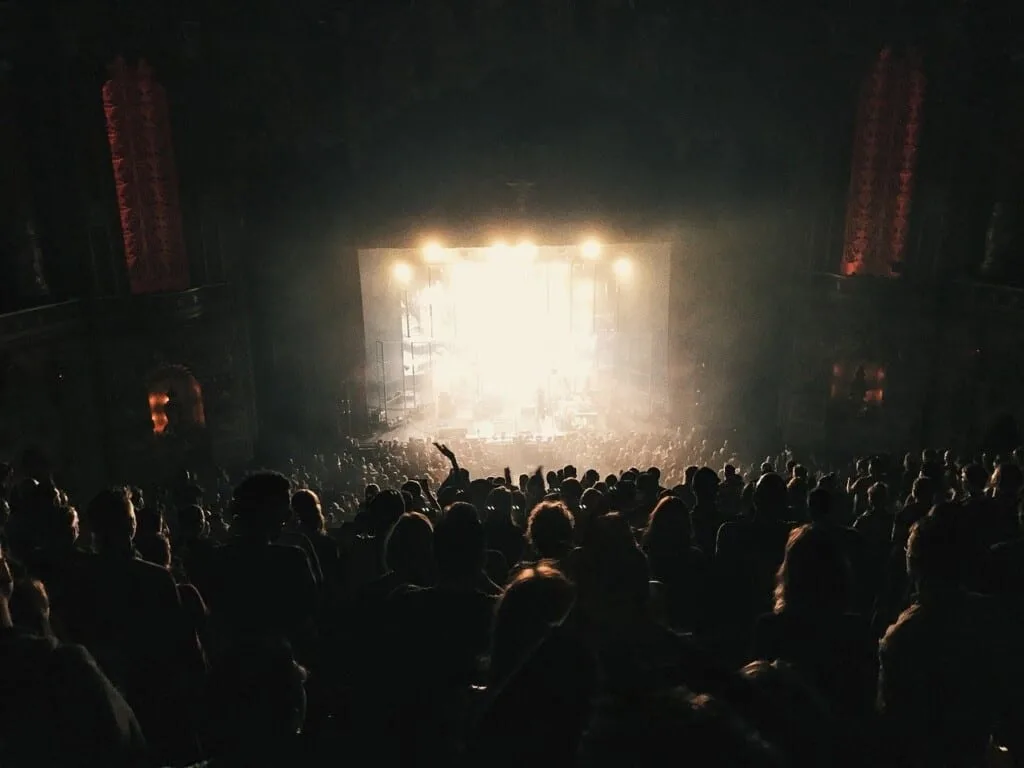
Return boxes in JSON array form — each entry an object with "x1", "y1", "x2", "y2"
[
  {"x1": 103, "y1": 57, "x2": 190, "y2": 294},
  {"x1": 841, "y1": 48, "x2": 925, "y2": 277}
]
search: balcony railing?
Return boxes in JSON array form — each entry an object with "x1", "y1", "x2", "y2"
[{"x1": 0, "y1": 284, "x2": 235, "y2": 342}]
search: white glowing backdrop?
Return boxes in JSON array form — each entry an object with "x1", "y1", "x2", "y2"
[{"x1": 358, "y1": 242, "x2": 670, "y2": 433}]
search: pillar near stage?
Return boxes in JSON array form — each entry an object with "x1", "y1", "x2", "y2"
[{"x1": 0, "y1": 6, "x2": 50, "y2": 310}]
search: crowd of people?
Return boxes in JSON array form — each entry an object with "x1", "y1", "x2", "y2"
[
  {"x1": 1, "y1": 436, "x2": 1023, "y2": 767},
  {"x1": 281, "y1": 429, "x2": 747, "y2": 523}
]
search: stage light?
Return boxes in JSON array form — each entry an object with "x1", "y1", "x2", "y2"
[
  {"x1": 422, "y1": 241, "x2": 444, "y2": 262},
  {"x1": 581, "y1": 239, "x2": 602, "y2": 260},
  {"x1": 392, "y1": 261, "x2": 413, "y2": 284},
  {"x1": 489, "y1": 241, "x2": 511, "y2": 259},
  {"x1": 516, "y1": 240, "x2": 538, "y2": 259},
  {"x1": 613, "y1": 257, "x2": 633, "y2": 280}
]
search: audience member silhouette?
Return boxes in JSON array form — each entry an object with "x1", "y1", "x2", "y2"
[
  {"x1": 879, "y1": 512, "x2": 1019, "y2": 767},
  {"x1": 4, "y1": 433, "x2": 1024, "y2": 766}
]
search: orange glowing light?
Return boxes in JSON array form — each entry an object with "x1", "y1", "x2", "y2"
[
  {"x1": 830, "y1": 362, "x2": 886, "y2": 404},
  {"x1": 149, "y1": 392, "x2": 170, "y2": 434}
]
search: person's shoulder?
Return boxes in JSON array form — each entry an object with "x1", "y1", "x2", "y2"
[
  {"x1": 127, "y1": 554, "x2": 167, "y2": 572},
  {"x1": 269, "y1": 541, "x2": 314, "y2": 563},
  {"x1": 880, "y1": 602, "x2": 925, "y2": 651},
  {"x1": 0, "y1": 626, "x2": 58, "y2": 656},
  {"x1": 50, "y1": 640, "x2": 100, "y2": 669},
  {"x1": 125, "y1": 556, "x2": 178, "y2": 585},
  {"x1": 715, "y1": 519, "x2": 743, "y2": 540}
]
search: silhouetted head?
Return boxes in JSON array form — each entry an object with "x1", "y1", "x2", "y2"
[
  {"x1": 136, "y1": 532, "x2": 172, "y2": 570},
  {"x1": 607, "y1": 480, "x2": 637, "y2": 515},
  {"x1": 753, "y1": 473, "x2": 787, "y2": 521},
  {"x1": 179, "y1": 504, "x2": 207, "y2": 540},
  {"x1": 807, "y1": 488, "x2": 831, "y2": 522},
  {"x1": 10, "y1": 578, "x2": 50, "y2": 637},
  {"x1": 774, "y1": 524, "x2": 851, "y2": 615},
  {"x1": 509, "y1": 488, "x2": 527, "y2": 527},
  {"x1": 434, "y1": 502, "x2": 486, "y2": 581},
  {"x1": 560, "y1": 477, "x2": 583, "y2": 509},
  {"x1": 291, "y1": 489, "x2": 325, "y2": 534},
  {"x1": 490, "y1": 563, "x2": 574, "y2": 684},
  {"x1": 232, "y1": 472, "x2": 292, "y2": 540},
  {"x1": 576, "y1": 532, "x2": 650, "y2": 634},
  {"x1": 469, "y1": 478, "x2": 494, "y2": 516},
  {"x1": 907, "y1": 511, "x2": 961, "y2": 594},
  {"x1": 642, "y1": 495, "x2": 692, "y2": 555},
  {"x1": 992, "y1": 462, "x2": 1023, "y2": 497},
  {"x1": 692, "y1": 467, "x2": 720, "y2": 503},
  {"x1": 961, "y1": 464, "x2": 988, "y2": 496},
  {"x1": 86, "y1": 487, "x2": 137, "y2": 550},
  {"x1": 527, "y1": 500, "x2": 575, "y2": 560},
  {"x1": 867, "y1": 457, "x2": 884, "y2": 479},
  {"x1": 866, "y1": 482, "x2": 888, "y2": 512},
  {"x1": 579, "y1": 487, "x2": 609, "y2": 519},
  {"x1": 911, "y1": 475, "x2": 937, "y2": 504},
  {"x1": 816, "y1": 473, "x2": 837, "y2": 492},
  {"x1": 903, "y1": 452, "x2": 917, "y2": 473},
  {"x1": 366, "y1": 489, "x2": 406, "y2": 537},
  {"x1": 485, "y1": 486, "x2": 515, "y2": 526},
  {"x1": 384, "y1": 511, "x2": 435, "y2": 585}
]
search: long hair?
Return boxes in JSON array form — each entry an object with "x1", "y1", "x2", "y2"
[
  {"x1": 642, "y1": 495, "x2": 692, "y2": 550},
  {"x1": 489, "y1": 563, "x2": 575, "y2": 685},
  {"x1": 641, "y1": 495, "x2": 693, "y2": 582},
  {"x1": 773, "y1": 524, "x2": 852, "y2": 615}
]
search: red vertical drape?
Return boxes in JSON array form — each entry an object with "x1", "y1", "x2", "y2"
[
  {"x1": 103, "y1": 57, "x2": 190, "y2": 294},
  {"x1": 841, "y1": 48, "x2": 925, "y2": 277}
]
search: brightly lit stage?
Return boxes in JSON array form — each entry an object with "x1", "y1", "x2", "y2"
[{"x1": 358, "y1": 238, "x2": 671, "y2": 441}]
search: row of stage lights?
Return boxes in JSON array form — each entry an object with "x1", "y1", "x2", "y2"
[{"x1": 394, "y1": 238, "x2": 632, "y2": 283}]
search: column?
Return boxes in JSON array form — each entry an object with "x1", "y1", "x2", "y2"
[{"x1": 0, "y1": 2, "x2": 50, "y2": 310}]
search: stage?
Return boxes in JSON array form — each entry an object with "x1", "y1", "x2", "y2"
[{"x1": 358, "y1": 238, "x2": 671, "y2": 437}]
